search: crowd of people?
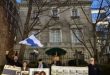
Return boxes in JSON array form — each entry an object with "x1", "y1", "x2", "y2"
[{"x1": 5, "y1": 51, "x2": 101, "y2": 75}]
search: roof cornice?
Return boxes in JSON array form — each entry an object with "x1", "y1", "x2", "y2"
[{"x1": 18, "y1": 1, "x2": 92, "y2": 7}]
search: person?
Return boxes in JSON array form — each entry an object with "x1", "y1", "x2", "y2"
[
  {"x1": 88, "y1": 58, "x2": 101, "y2": 75},
  {"x1": 15, "y1": 51, "x2": 19, "y2": 56},
  {"x1": 21, "y1": 61, "x2": 29, "y2": 71},
  {"x1": 5, "y1": 51, "x2": 15, "y2": 65},
  {"x1": 51, "y1": 55, "x2": 62, "y2": 66},
  {"x1": 12, "y1": 55, "x2": 22, "y2": 67},
  {"x1": 6, "y1": 51, "x2": 12, "y2": 65},
  {"x1": 36, "y1": 59, "x2": 47, "y2": 68},
  {"x1": 34, "y1": 71, "x2": 39, "y2": 75},
  {"x1": 5, "y1": 51, "x2": 22, "y2": 67},
  {"x1": 39, "y1": 71, "x2": 46, "y2": 75}
]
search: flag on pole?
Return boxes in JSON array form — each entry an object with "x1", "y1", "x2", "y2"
[{"x1": 19, "y1": 35, "x2": 43, "y2": 47}]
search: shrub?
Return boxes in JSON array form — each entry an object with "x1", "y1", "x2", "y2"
[{"x1": 68, "y1": 59, "x2": 88, "y2": 66}]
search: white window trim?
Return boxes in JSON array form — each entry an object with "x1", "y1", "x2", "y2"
[
  {"x1": 49, "y1": 29, "x2": 62, "y2": 43},
  {"x1": 71, "y1": 29, "x2": 81, "y2": 44},
  {"x1": 60, "y1": 29, "x2": 62, "y2": 42},
  {"x1": 71, "y1": 30, "x2": 75, "y2": 43},
  {"x1": 71, "y1": 8, "x2": 80, "y2": 17},
  {"x1": 49, "y1": 30, "x2": 52, "y2": 42},
  {"x1": 51, "y1": 7, "x2": 60, "y2": 17}
]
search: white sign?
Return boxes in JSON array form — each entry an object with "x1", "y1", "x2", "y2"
[
  {"x1": 1, "y1": 65, "x2": 21, "y2": 75},
  {"x1": 21, "y1": 71, "x2": 29, "y2": 75},
  {"x1": 29, "y1": 68, "x2": 50, "y2": 75},
  {"x1": 51, "y1": 66, "x2": 88, "y2": 75}
]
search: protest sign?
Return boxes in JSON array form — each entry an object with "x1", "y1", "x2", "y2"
[
  {"x1": 21, "y1": 71, "x2": 29, "y2": 75},
  {"x1": 1, "y1": 65, "x2": 21, "y2": 75},
  {"x1": 51, "y1": 66, "x2": 88, "y2": 75},
  {"x1": 29, "y1": 68, "x2": 50, "y2": 75}
]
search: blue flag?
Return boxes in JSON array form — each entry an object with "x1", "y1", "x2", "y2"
[{"x1": 19, "y1": 35, "x2": 43, "y2": 47}]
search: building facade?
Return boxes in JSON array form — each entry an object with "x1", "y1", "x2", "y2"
[{"x1": 15, "y1": 0, "x2": 92, "y2": 65}]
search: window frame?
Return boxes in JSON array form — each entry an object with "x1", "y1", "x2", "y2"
[
  {"x1": 71, "y1": 28, "x2": 82, "y2": 44},
  {"x1": 51, "y1": 7, "x2": 60, "y2": 18},
  {"x1": 49, "y1": 29, "x2": 62, "y2": 43},
  {"x1": 71, "y1": 8, "x2": 80, "y2": 19}
]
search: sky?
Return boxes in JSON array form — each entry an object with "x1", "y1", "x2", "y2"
[
  {"x1": 91, "y1": 0, "x2": 110, "y2": 9},
  {"x1": 16, "y1": 0, "x2": 22, "y2": 3},
  {"x1": 91, "y1": 0, "x2": 110, "y2": 23}
]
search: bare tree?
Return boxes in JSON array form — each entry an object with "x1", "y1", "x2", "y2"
[
  {"x1": 18, "y1": 0, "x2": 74, "y2": 62},
  {"x1": 66, "y1": 0, "x2": 110, "y2": 63},
  {"x1": 17, "y1": 0, "x2": 110, "y2": 64}
]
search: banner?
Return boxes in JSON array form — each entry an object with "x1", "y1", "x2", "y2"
[
  {"x1": 1, "y1": 65, "x2": 21, "y2": 75},
  {"x1": 51, "y1": 66, "x2": 88, "y2": 75},
  {"x1": 29, "y1": 68, "x2": 50, "y2": 75}
]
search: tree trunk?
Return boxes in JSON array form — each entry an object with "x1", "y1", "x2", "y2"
[
  {"x1": 18, "y1": 0, "x2": 33, "y2": 62},
  {"x1": 0, "y1": 5, "x2": 10, "y2": 65},
  {"x1": 93, "y1": 23, "x2": 98, "y2": 62}
]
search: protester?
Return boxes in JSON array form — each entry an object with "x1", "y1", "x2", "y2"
[
  {"x1": 15, "y1": 51, "x2": 19, "y2": 56},
  {"x1": 88, "y1": 58, "x2": 101, "y2": 75},
  {"x1": 34, "y1": 71, "x2": 39, "y2": 75},
  {"x1": 12, "y1": 55, "x2": 22, "y2": 67},
  {"x1": 51, "y1": 55, "x2": 62, "y2": 66},
  {"x1": 39, "y1": 71, "x2": 46, "y2": 75},
  {"x1": 5, "y1": 51, "x2": 15, "y2": 65},
  {"x1": 6, "y1": 50, "x2": 22, "y2": 67},
  {"x1": 21, "y1": 61, "x2": 29, "y2": 71},
  {"x1": 36, "y1": 59, "x2": 47, "y2": 68}
]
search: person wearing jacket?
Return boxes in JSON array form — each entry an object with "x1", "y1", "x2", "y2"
[
  {"x1": 36, "y1": 59, "x2": 47, "y2": 68},
  {"x1": 88, "y1": 58, "x2": 101, "y2": 75}
]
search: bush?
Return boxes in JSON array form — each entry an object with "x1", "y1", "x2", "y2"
[
  {"x1": 0, "y1": 65, "x2": 4, "y2": 74},
  {"x1": 100, "y1": 64, "x2": 110, "y2": 75},
  {"x1": 28, "y1": 61, "x2": 37, "y2": 68},
  {"x1": 68, "y1": 59, "x2": 88, "y2": 66}
]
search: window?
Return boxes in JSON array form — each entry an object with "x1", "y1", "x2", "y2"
[
  {"x1": 71, "y1": 8, "x2": 80, "y2": 18},
  {"x1": 49, "y1": 29, "x2": 62, "y2": 43},
  {"x1": 104, "y1": 46, "x2": 110, "y2": 54},
  {"x1": 51, "y1": 7, "x2": 59, "y2": 18},
  {"x1": 31, "y1": 10, "x2": 39, "y2": 20},
  {"x1": 71, "y1": 29, "x2": 82, "y2": 44}
]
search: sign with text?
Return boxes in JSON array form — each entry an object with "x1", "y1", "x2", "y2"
[
  {"x1": 51, "y1": 66, "x2": 88, "y2": 75},
  {"x1": 1, "y1": 65, "x2": 21, "y2": 75},
  {"x1": 21, "y1": 71, "x2": 29, "y2": 75},
  {"x1": 29, "y1": 68, "x2": 50, "y2": 75}
]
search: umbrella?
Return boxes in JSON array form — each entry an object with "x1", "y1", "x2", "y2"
[{"x1": 45, "y1": 48, "x2": 66, "y2": 56}]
